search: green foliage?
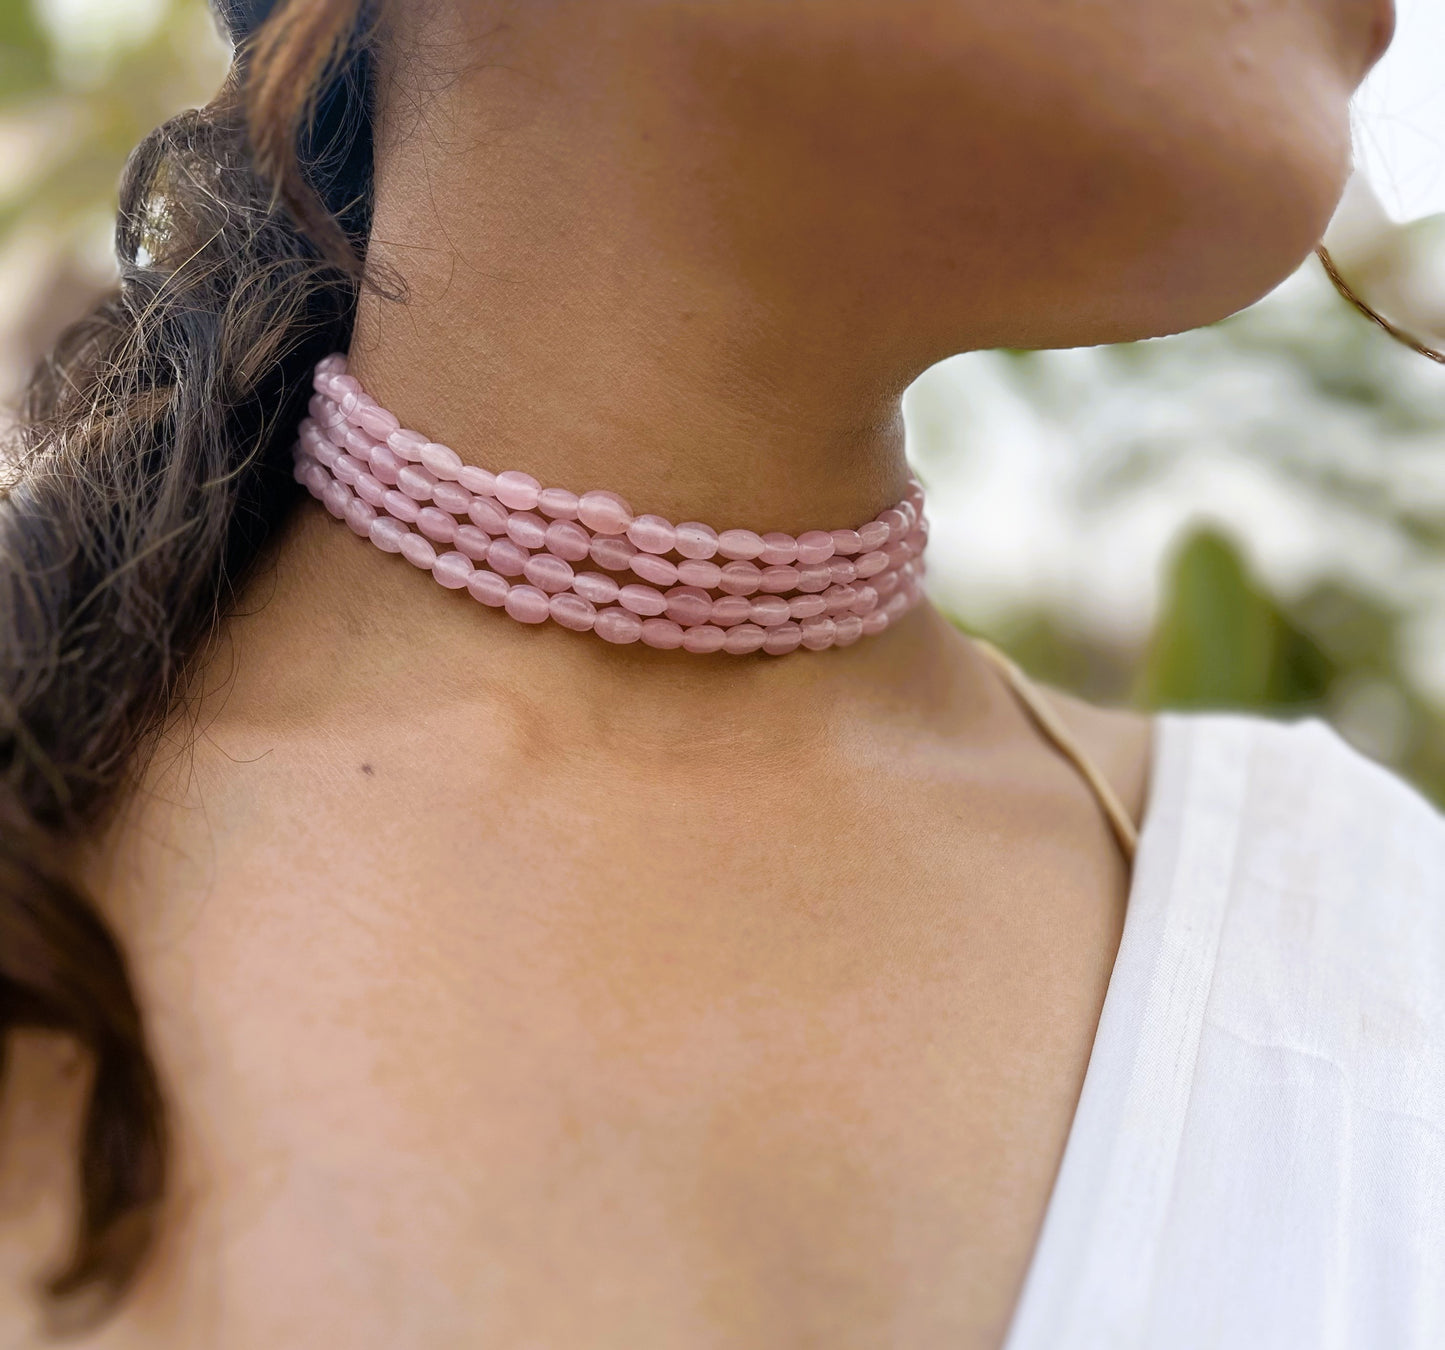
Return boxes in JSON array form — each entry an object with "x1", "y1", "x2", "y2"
[{"x1": 0, "y1": 0, "x2": 52, "y2": 102}]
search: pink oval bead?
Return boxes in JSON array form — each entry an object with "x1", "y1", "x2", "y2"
[
  {"x1": 716, "y1": 529, "x2": 764, "y2": 561},
  {"x1": 494, "y1": 470, "x2": 541, "y2": 511},
  {"x1": 850, "y1": 584, "x2": 879, "y2": 615},
  {"x1": 466, "y1": 569, "x2": 509, "y2": 607},
  {"x1": 630, "y1": 553, "x2": 679, "y2": 587},
  {"x1": 416, "y1": 506, "x2": 458, "y2": 543},
  {"x1": 457, "y1": 464, "x2": 497, "y2": 496},
  {"x1": 468, "y1": 497, "x2": 509, "y2": 535},
  {"x1": 749, "y1": 595, "x2": 791, "y2": 627},
  {"x1": 431, "y1": 481, "x2": 470, "y2": 514},
  {"x1": 858, "y1": 520, "x2": 890, "y2": 551},
  {"x1": 573, "y1": 572, "x2": 621, "y2": 605},
  {"x1": 799, "y1": 616, "x2": 837, "y2": 651},
  {"x1": 367, "y1": 444, "x2": 402, "y2": 486},
  {"x1": 861, "y1": 608, "x2": 890, "y2": 636},
  {"x1": 898, "y1": 499, "x2": 918, "y2": 533},
  {"x1": 353, "y1": 471, "x2": 386, "y2": 508},
  {"x1": 681, "y1": 624, "x2": 726, "y2": 654},
  {"x1": 322, "y1": 479, "x2": 351, "y2": 518},
  {"x1": 383, "y1": 489, "x2": 421, "y2": 524},
  {"x1": 640, "y1": 618, "x2": 685, "y2": 650},
  {"x1": 577, "y1": 489, "x2": 634, "y2": 535},
  {"x1": 854, "y1": 549, "x2": 889, "y2": 579},
  {"x1": 544, "y1": 519, "x2": 591, "y2": 562},
  {"x1": 717, "y1": 561, "x2": 762, "y2": 596},
  {"x1": 590, "y1": 535, "x2": 638, "y2": 571},
  {"x1": 549, "y1": 592, "x2": 597, "y2": 631},
  {"x1": 795, "y1": 530, "x2": 836, "y2": 565},
  {"x1": 330, "y1": 451, "x2": 362, "y2": 486},
  {"x1": 828, "y1": 558, "x2": 858, "y2": 586},
  {"x1": 758, "y1": 532, "x2": 798, "y2": 566},
  {"x1": 594, "y1": 607, "x2": 644, "y2": 644},
  {"x1": 710, "y1": 595, "x2": 752, "y2": 627},
  {"x1": 396, "y1": 464, "x2": 437, "y2": 502},
  {"x1": 878, "y1": 507, "x2": 909, "y2": 541},
  {"x1": 432, "y1": 550, "x2": 474, "y2": 589},
  {"x1": 357, "y1": 403, "x2": 400, "y2": 440},
  {"x1": 664, "y1": 586, "x2": 713, "y2": 627},
  {"x1": 329, "y1": 373, "x2": 361, "y2": 403},
  {"x1": 506, "y1": 511, "x2": 548, "y2": 550},
  {"x1": 834, "y1": 614, "x2": 865, "y2": 647},
  {"x1": 504, "y1": 584, "x2": 551, "y2": 624},
  {"x1": 884, "y1": 590, "x2": 912, "y2": 620},
  {"x1": 627, "y1": 514, "x2": 677, "y2": 555},
  {"x1": 387, "y1": 428, "x2": 428, "y2": 461},
  {"x1": 884, "y1": 542, "x2": 909, "y2": 570},
  {"x1": 829, "y1": 528, "x2": 863, "y2": 556},
  {"x1": 794, "y1": 563, "x2": 832, "y2": 594},
  {"x1": 538, "y1": 487, "x2": 580, "y2": 520},
  {"x1": 454, "y1": 524, "x2": 492, "y2": 561},
  {"x1": 673, "y1": 522, "x2": 719, "y2": 560},
  {"x1": 524, "y1": 553, "x2": 575, "y2": 593},
  {"x1": 788, "y1": 594, "x2": 828, "y2": 620},
  {"x1": 369, "y1": 515, "x2": 408, "y2": 553},
  {"x1": 618, "y1": 583, "x2": 668, "y2": 617},
  {"x1": 399, "y1": 532, "x2": 437, "y2": 570},
  {"x1": 762, "y1": 622, "x2": 804, "y2": 656},
  {"x1": 723, "y1": 623, "x2": 767, "y2": 655},
  {"x1": 823, "y1": 584, "x2": 858, "y2": 615},
  {"x1": 676, "y1": 558, "x2": 723, "y2": 589},
  {"x1": 873, "y1": 568, "x2": 902, "y2": 600},
  {"x1": 315, "y1": 353, "x2": 346, "y2": 377},
  {"x1": 757, "y1": 565, "x2": 799, "y2": 594},
  {"x1": 420, "y1": 442, "x2": 463, "y2": 479},
  {"x1": 486, "y1": 538, "x2": 529, "y2": 577},
  {"x1": 344, "y1": 497, "x2": 376, "y2": 537}
]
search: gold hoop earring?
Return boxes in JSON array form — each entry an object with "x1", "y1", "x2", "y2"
[{"x1": 1315, "y1": 244, "x2": 1445, "y2": 366}]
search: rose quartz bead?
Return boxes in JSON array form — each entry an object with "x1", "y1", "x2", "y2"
[
  {"x1": 343, "y1": 426, "x2": 380, "y2": 460},
  {"x1": 794, "y1": 563, "x2": 832, "y2": 594},
  {"x1": 344, "y1": 497, "x2": 376, "y2": 537},
  {"x1": 420, "y1": 442, "x2": 463, "y2": 479},
  {"x1": 897, "y1": 499, "x2": 918, "y2": 533},
  {"x1": 710, "y1": 595, "x2": 752, "y2": 627},
  {"x1": 485, "y1": 539, "x2": 529, "y2": 577},
  {"x1": 758, "y1": 532, "x2": 798, "y2": 566},
  {"x1": 858, "y1": 520, "x2": 890, "y2": 551},
  {"x1": 329, "y1": 373, "x2": 361, "y2": 404},
  {"x1": 788, "y1": 594, "x2": 828, "y2": 621},
  {"x1": 828, "y1": 558, "x2": 858, "y2": 586},
  {"x1": 431, "y1": 481, "x2": 471, "y2": 514},
  {"x1": 622, "y1": 553, "x2": 674, "y2": 588},
  {"x1": 873, "y1": 568, "x2": 901, "y2": 600},
  {"x1": 762, "y1": 622, "x2": 804, "y2": 656},
  {"x1": 454, "y1": 524, "x2": 492, "y2": 561},
  {"x1": 861, "y1": 608, "x2": 890, "y2": 637},
  {"x1": 717, "y1": 561, "x2": 762, "y2": 596},
  {"x1": 573, "y1": 572, "x2": 621, "y2": 605},
  {"x1": 594, "y1": 607, "x2": 643, "y2": 644},
  {"x1": 834, "y1": 614, "x2": 864, "y2": 647},
  {"x1": 416, "y1": 506, "x2": 458, "y2": 543},
  {"x1": 799, "y1": 616, "x2": 836, "y2": 651},
  {"x1": 627, "y1": 514, "x2": 677, "y2": 555},
  {"x1": 676, "y1": 558, "x2": 723, "y2": 589},
  {"x1": 506, "y1": 511, "x2": 548, "y2": 550},
  {"x1": 549, "y1": 592, "x2": 597, "y2": 631},
  {"x1": 758, "y1": 565, "x2": 799, "y2": 594},
  {"x1": 311, "y1": 394, "x2": 346, "y2": 428},
  {"x1": 850, "y1": 584, "x2": 879, "y2": 615},
  {"x1": 717, "y1": 528, "x2": 764, "y2": 561},
  {"x1": 396, "y1": 464, "x2": 437, "y2": 502},
  {"x1": 749, "y1": 595, "x2": 790, "y2": 627},
  {"x1": 369, "y1": 515, "x2": 409, "y2": 553},
  {"x1": 884, "y1": 591, "x2": 911, "y2": 620},
  {"x1": 664, "y1": 586, "x2": 713, "y2": 627},
  {"x1": 468, "y1": 497, "x2": 509, "y2": 535},
  {"x1": 854, "y1": 549, "x2": 889, "y2": 579},
  {"x1": 432, "y1": 550, "x2": 474, "y2": 589},
  {"x1": 618, "y1": 583, "x2": 668, "y2": 617},
  {"x1": 321, "y1": 418, "x2": 350, "y2": 449},
  {"x1": 383, "y1": 489, "x2": 421, "y2": 524},
  {"x1": 878, "y1": 506, "x2": 909, "y2": 542},
  {"x1": 354, "y1": 471, "x2": 386, "y2": 508},
  {"x1": 577, "y1": 489, "x2": 634, "y2": 535},
  {"x1": 829, "y1": 528, "x2": 863, "y2": 556},
  {"x1": 795, "y1": 530, "x2": 835, "y2": 565},
  {"x1": 681, "y1": 624, "x2": 726, "y2": 654},
  {"x1": 457, "y1": 464, "x2": 496, "y2": 497},
  {"x1": 334, "y1": 452, "x2": 366, "y2": 487},
  {"x1": 723, "y1": 623, "x2": 767, "y2": 655},
  {"x1": 884, "y1": 542, "x2": 909, "y2": 570},
  {"x1": 673, "y1": 522, "x2": 719, "y2": 560},
  {"x1": 387, "y1": 428, "x2": 428, "y2": 462},
  {"x1": 538, "y1": 487, "x2": 580, "y2": 520},
  {"x1": 524, "y1": 553, "x2": 575, "y2": 594},
  {"x1": 640, "y1": 618, "x2": 685, "y2": 650},
  {"x1": 357, "y1": 403, "x2": 400, "y2": 440},
  {"x1": 399, "y1": 532, "x2": 437, "y2": 570},
  {"x1": 823, "y1": 584, "x2": 858, "y2": 615},
  {"x1": 590, "y1": 535, "x2": 638, "y2": 572},
  {"x1": 367, "y1": 444, "x2": 402, "y2": 486},
  {"x1": 494, "y1": 470, "x2": 541, "y2": 511},
  {"x1": 315, "y1": 353, "x2": 346, "y2": 377},
  {"x1": 466, "y1": 569, "x2": 509, "y2": 607},
  {"x1": 544, "y1": 519, "x2": 591, "y2": 562},
  {"x1": 504, "y1": 584, "x2": 550, "y2": 624},
  {"x1": 322, "y1": 479, "x2": 350, "y2": 518}
]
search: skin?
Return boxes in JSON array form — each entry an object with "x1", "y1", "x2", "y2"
[{"x1": 0, "y1": 0, "x2": 1391, "y2": 1345}]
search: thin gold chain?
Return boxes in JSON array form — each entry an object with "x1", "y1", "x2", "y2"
[{"x1": 1315, "y1": 244, "x2": 1445, "y2": 366}]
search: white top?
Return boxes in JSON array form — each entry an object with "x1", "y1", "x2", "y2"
[{"x1": 1005, "y1": 712, "x2": 1445, "y2": 1350}]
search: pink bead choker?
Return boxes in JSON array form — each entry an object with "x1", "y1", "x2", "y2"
[{"x1": 293, "y1": 355, "x2": 928, "y2": 655}]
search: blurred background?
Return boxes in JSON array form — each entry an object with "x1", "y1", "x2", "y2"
[{"x1": 2, "y1": 0, "x2": 1444, "y2": 800}]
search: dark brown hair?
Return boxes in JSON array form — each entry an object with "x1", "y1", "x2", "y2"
[{"x1": 1, "y1": 0, "x2": 375, "y2": 1322}]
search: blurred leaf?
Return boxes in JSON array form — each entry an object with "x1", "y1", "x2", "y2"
[{"x1": 0, "y1": 0, "x2": 52, "y2": 102}]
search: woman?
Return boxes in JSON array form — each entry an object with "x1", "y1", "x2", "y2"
[{"x1": 2, "y1": 0, "x2": 1437, "y2": 1344}]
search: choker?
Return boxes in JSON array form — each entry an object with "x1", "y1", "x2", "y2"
[{"x1": 293, "y1": 355, "x2": 928, "y2": 655}]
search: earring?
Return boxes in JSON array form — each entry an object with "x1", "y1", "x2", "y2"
[{"x1": 1316, "y1": 244, "x2": 1445, "y2": 366}]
